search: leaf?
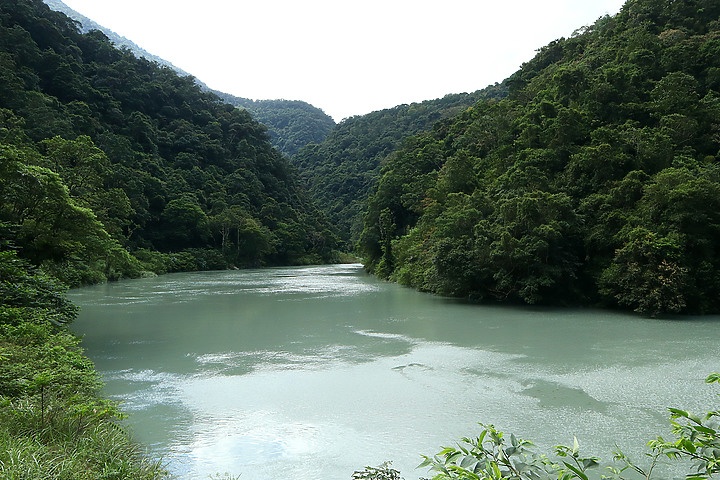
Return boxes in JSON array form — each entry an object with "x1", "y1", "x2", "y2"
[
  {"x1": 417, "y1": 456, "x2": 433, "y2": 469},
  {"x1": 492, "y1": 461, "x2": 502, "y2": 479},
  {"x1": 681, "y1": 438, "x2": 698, "y2": 454},
  {"x1": 563, "y1": 462, "x2": 589, "y2": 480},
  {"x1": 572, "y1": 437, "x2": 580, "y2": 457},
  {"x1": 693, "y1": 425, "x2": 717, "y2": 435},
  {"x1": 688, "y1": 413, "x2": 703, "y2": 425},
  {"x1": 446, "y1": 451, "x2": 462, "y2": 465},
  {"x1": 669, "y1": 408, "x2": 690, "y2": 419},
  {"x1": 460, "y1": 454, "x2": 478, "y2": 469},
  {"x1": 705, "y1": 373, "x2": 720, "y2": 384}
]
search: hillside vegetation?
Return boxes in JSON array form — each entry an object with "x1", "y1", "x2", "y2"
[
  {"x1": 0, "y1": 0, "x2": 339, "y2": 288},
  {"x1": 359, "y1": 0, "x2": 720, "y2": 315},
  {"x1": 294, "y1": 84, "x2": 508, "y2": 246},
  {"x1": 213, "y1": 92, "x2": 336, "y2": 157},
  {"x1": 0, "y1": 247, "x2": 169, "y2": 478},
  {"x1": 44, "y1": 0, "x2": 337, "y2": 158},
  {"x1": 43, "y1": 0, "x2": 193, "y2": 77}
]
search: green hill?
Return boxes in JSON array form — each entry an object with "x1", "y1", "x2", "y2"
[
  {"x1": 0, "y1": 0, "x2": 339, "y2": 287},
  {"x1": 213, "y1": 93, "x2": 336, "y2": 157},
  {"x1": 43, "y1": 0, "x2": 336, "y2": 158},
  {"x1": 293, "y1": 84, "x2": 508, "y2": 247},
  {"x1": 358, "y1": 0, "x2": 720, "y2": 315}
]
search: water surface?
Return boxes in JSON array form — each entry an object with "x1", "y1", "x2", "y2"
[{"x1": 70, "y1": 264, "x2": 720, "y2": 480}]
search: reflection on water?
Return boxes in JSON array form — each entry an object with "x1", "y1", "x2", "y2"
[{"x1": 70, "y1": 264, "x2": 720, "y2": 480}]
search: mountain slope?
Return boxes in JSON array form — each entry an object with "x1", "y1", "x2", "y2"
[
  {"x1": 43, "y1": 0, "x2": 336, "y2": 157},
  {"x1": 213, "y1": 92, "x2": 336, "y2": 157},
  {"x1": 359, "y1": 0, "x2": 720, "y2": 315},
  {"x1": 1, "y1": 0, "x2": 338, "y2": 286},
  {"x1": 293, "y1": 84, "x2": 508, "y2": 246},
  {"x1": 42, "y1": 0, "x2": 194, "y2": 76}
]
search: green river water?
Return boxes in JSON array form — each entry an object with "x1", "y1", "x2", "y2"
[{"x1": 69, "y1": 264, "x2": 720, "y2": 480}]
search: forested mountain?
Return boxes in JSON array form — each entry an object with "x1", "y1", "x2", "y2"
[
  {"x1": 0, "y1": 0, "x2": 339, "y2": 287},
  {"x1": 43, "y1": 0, "x2": 335, "y2": 158},
  {"x1": 213, "y1": 92, "x2": 336, "y2": 157},
  {"x1": 293, "y1": 84, "x2": 508, "y2": 247},
  {"x1": 359, "y1": 0, "x2": 720, "y2": 315}
]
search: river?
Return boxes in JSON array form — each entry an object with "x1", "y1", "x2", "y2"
[{"x1": 69, "y1": 264, "x2": 720, "y2": 480}]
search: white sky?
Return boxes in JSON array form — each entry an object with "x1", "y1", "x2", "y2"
[{"x1": 60, "y1": 0, "x2": 627, "y2": 121}]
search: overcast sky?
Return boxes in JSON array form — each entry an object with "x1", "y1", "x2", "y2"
[{"x1": 60, "y1": 0, "x2": 627, "y2": 121}]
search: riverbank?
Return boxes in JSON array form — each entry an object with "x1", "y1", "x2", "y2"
[{"x1": 0, "y1": 250, "x2": 168, "y2": 479}]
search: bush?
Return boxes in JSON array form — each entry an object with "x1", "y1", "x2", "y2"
[
  {"x1": 0, "y1": 248, "x2": 168, "y2": 479},
  {"x1": 415, "y1": 374, "x2": 720, "y2": 480}
]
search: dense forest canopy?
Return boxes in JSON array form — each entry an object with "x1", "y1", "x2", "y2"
[
  {"x1": 0, "y1": 0, "x2": 339, "y2": 287},
  {"x1": 212, "y1": 93, "x2": 336, "y2": 157},
  {"x1": 359, "y1": 0, "x2": 720, "y2": 315},
  {"x1": 293, "y1": 84, "x2": 508, "y2": 247}
]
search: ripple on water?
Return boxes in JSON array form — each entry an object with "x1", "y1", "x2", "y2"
[{"x1": 191, "y1": 344, "x2": 365, "y2": 375}]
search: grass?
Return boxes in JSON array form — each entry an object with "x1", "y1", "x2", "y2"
[{"x1": 0, "y1": 399, "x2": 169, "y2": 480}]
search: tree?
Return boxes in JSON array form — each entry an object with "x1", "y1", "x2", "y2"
[
  {"x1": 158, "y1": 194, "x2": 210, "y2": 251},
  {"x1": 0, "y1": 144, "x2": 114, "y2": 284},
  {"x1": 600, "y1": 228, "x2": 688, "y2": 315}
]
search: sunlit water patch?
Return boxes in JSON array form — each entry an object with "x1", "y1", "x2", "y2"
[{"x1": 70, "y1": 264, "x2": 720, "y2": 480}]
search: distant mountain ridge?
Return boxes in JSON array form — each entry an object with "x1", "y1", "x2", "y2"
[{"x1": 42, "y1": 0, "x2": 336, "y2": 156}]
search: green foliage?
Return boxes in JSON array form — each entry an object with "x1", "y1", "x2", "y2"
[
  {"x1": 353, "y1": 462, "x2": 404, "y2": 480},
  {"x1": 0, "y1": 248, "x2": 168, "y2": 479},
  {"x1": 0, "y1": 0, "x2": 340, "y2": 280},
  {"x1": 215, "y1": 93, "x2": 336, "y2": 157},
  {"x1": 416, "y1": 375, "x2": 720, "y2": 480},
  {"x1": 418, "y1": 424, "x2": 599, "y2": 480},
  {"x1": 599, "y1": 228, "x2": 689, "y2": 315},
  {"x1": 359, "y1": 0, "x2": 720, "y2": 314},
  {"x1": 0, "y1": 419, "x2": 168, "y2": 480},
  {"x1": 295, "y1": 85, "x2": 508, "y2": 247},
  {"x1": 647, "y1": 374, "x2": 720, "y2": 480},
  {"x1": 0, "y1": 249, "x2": 77, "y2": 325}
]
